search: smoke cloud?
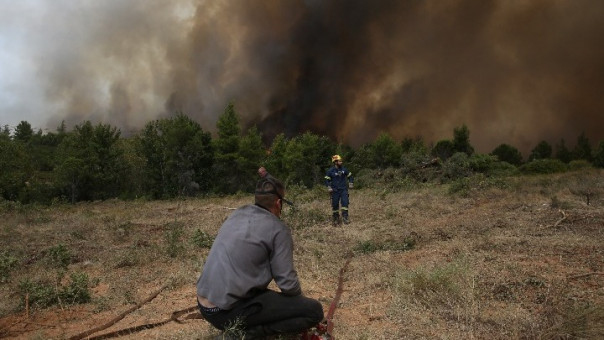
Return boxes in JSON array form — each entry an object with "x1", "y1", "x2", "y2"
[{"x1": 5, "y1": 0, "x2": 604, "y2": 155}]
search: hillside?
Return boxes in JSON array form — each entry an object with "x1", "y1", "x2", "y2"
[{"x1": 1, "y1": 170, "x2": 603, "y2": 339}]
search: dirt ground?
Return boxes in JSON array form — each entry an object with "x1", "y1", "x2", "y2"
[{"x1": 1, "y1": 171, "x2": 603, "y2": 339}]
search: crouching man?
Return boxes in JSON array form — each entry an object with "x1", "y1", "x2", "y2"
[{"x1": 196, "y1": 177, "x2": 324, "y2": 339}]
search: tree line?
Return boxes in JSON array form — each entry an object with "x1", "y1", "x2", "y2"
[{"x1": 2, "y1": 103, "x2": 603, "y2": 204}]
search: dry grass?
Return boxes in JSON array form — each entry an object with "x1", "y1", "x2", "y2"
[{"x1": 0, "y1": 170, "x2": 603, "y2": 339}]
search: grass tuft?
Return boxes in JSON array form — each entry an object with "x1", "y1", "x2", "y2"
[{"x1": 0, "y1": 251, "x2": 18, "y2": 283}]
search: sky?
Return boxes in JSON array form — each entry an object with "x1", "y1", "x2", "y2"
[{"x1": 1, "y1": 0, "x2": 603, "y2": 156}]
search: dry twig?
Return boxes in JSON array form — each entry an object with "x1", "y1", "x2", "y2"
[{"x1": 542, "y1": 209, "x2": 567, "y2": 229}]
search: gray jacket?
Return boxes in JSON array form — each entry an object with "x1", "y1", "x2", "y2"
[{"x1": 196, "y1": 204, "x2": 301, "y2": 309}]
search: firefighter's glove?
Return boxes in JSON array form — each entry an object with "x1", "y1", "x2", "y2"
[
  {"x1": 327, "y1": 187, "x2": 333, "y2": 193},
  {"x1": 349, "y1": 183, "x2": 353, "y2": 189}
]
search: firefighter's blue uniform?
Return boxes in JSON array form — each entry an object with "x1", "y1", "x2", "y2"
[{"x1": 325, "y1": 166, "x2": 353, "y2": 223}]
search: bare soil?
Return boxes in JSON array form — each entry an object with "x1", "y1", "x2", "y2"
[{"x1": 1, "y1": 171, "x2": 602, "y2": 339}]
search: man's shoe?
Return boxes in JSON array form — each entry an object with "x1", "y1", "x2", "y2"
[{"x1": 343, "y1": 216, "x2": 350, "y2": 224}]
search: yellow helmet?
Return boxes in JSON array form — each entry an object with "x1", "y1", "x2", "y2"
[{"x1": 331, "y1": 154, "x2": 342, "y2": 163}]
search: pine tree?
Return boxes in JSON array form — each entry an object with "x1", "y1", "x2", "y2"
[
  {"x1": 13, "y1": 121, "x2": 34, "y2": 143},
  {"x1": 137, "y1": 114, "x2": 213, "y2": 198},
  {"x1": 529, "y1": 140, "x2": 552, "y2": 161},
  {"x1": 572, "y1": 132, "x2": 592, "y2": 162},
  {"x1": 239, "y1": 126, "x2": 266, "y2": 192},
  {"x1": 452, "y1": 124, "x2": 474, "y2": 156},
  {"x1": 554, "y1": 139, "x2": 572, "y2": 163},
  {"x1": 0, "y1": 135, "x2": 31, "y2": 201},
  {"x1": 56, "y1": 121, "x2": 124, "y2": 202},
  {"x1": 264, "y1": 133, "x2": 288, "y2": 179},
  {"x1": 213, "y1": 103, "x2": 244, "y2": 193}
]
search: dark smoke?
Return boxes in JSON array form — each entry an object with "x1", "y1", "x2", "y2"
[{"x1": 36, "y1": 0, "x2": 604, "y2": 155}]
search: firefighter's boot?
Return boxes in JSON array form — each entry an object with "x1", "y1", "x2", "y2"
[
  {"x1": 342, "y1": 207, "x2": 350, "y2": 224},
  {"x1": 332, "y1": 212, "x2": 341, "y2": 226}
]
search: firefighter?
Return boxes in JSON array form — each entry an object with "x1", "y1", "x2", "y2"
[{"x1": 325, "y1": 155, "x2": 354, "y2": 225}]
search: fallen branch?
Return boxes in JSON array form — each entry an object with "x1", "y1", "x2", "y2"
[
  {"x1": 68, "y1": 284, "x2": 169, "y2": 340},
  {"x1": 84, "y1": 306, "x2": 200, "y2": 340},
  {"x1": 567, "y1": 272, "x2": 604, "y2": 280},
  {"x1": 85, "y1": 320, "x2": 171, "y2": 340},
  {"x1": 542, "y1": 209, "x2": 567, "y2": 229}
]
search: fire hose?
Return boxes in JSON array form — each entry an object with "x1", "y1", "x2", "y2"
[
  {"x1": 302, "y1": 251, "x2": 353, "y2": 340},
  {"x1": 326, "y1": 252, "x2": 353, "y2": 335}
]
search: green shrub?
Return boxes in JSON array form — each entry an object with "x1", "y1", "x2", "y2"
[
  {"x1": 568, "y1": 160, "x2": 593, "y2": 171},
  {"x1": 400, "y1": 149, "x2": 433, "y2": 174},
  {"x1": 486, "y1": 161, "x2": 519, "y2": 177},
  {"x1": 47, "y1": 244, "x2": 71, "y2": 269},
  {"x1": 165, "y1": 222, "x2": 185, "y2": 258},
  {"x1": 519, "y1": 159, "x2": 567, "y2": 174},
  {"x1": 192, "y1": 229, "x2": 214, "y2": 249},
  {"x1": 18, "y1": 272, "x2": 91, "y2": 309},
  {"x1": 448, "y1": 177, "x2": 471, "y2": 196},
  {"x1": 469, "y1": 154, "x2": 520, "y2": 177},
  {"x1": 18, "y1": 279, "x2": 57, "y2": 308},
  {"x1": 441, "y1": 152, "x2": 471, "y2": 181},
  {"x1": 468, "y1": 154, "x2": 498, "y2": 173},
  {"x1": 61, "y1": 272, "x2": 91, "y2": 305}
]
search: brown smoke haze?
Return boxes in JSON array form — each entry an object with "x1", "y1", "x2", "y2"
[{"x1": 15, "y1": 0, "x2": 604, "y2": 155}]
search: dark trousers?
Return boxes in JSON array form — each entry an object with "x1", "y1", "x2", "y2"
[
  {"x1": 331, "y1": 189, "x2": 349, "y2": 217},
  {"x1": 199, "y1": 290, "x2": 324, "y2": 338}
]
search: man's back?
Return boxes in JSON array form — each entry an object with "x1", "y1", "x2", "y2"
[{"x1": 196, "y1": 204, "x2": 300, "y2": 310}]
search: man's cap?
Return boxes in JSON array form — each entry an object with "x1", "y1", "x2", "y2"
[
  {"x1": 255, "y1": 178, "x2": 293, "y2": 205},
  {"x1": 332, "y1": 154, "x2": 342, "y2": 162}
]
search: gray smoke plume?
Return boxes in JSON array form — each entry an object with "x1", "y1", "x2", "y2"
[{"x1": 8, "y1": 0, "x2": 604, "y2": 155}]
